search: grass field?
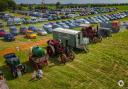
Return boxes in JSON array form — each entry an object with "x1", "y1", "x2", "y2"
[
  {"x1": 0, "y1": 29, "x2": 127, "y2": 89},
  {"x1": 0, "y1": 5, "x2": 128, "y2": 89}
]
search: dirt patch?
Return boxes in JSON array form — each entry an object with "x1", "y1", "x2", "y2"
[{"x1": 0, "y1": 37, "x2": 52, "y2": 56}]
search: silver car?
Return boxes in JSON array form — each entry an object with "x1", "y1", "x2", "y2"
[{"x1": 37, "y1": 28, "x2": 47, "y2": 36}]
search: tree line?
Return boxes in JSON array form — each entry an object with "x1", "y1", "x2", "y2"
[{"x1": 0, "y1": 0, "x2": 16, "y2": 11}]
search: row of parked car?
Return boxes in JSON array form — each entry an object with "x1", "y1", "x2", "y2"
[
  {"x1": 0, "y1": 13, "x2": 48, "y2": 26},
  {"x1": 0, "y1": 7, "x2": 118, "y2": 27},
  {"x1": 0, "y1": 26, "x2": 48, "y2": 41},
  {"x1": 0, "y1": 10, "x2": 128, "y2": 41},
  {"x1": 42, "y1": 11, "x2": 128, "y2": 32},
  {"x1": 14, "y1": 7, "x2": 117, "y2": 20},
  {"x1": 80, "y1": 7, "x2": 117, "y2": 16}
]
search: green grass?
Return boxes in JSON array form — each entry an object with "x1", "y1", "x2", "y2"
[
  {"x1": 0, "y1": 30, "x2": 128, "y2": 89},
  {"x1": 0, "y1": 5, "x2": 128, "y2": 89}
]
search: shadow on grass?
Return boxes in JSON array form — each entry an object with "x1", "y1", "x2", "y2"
[
  {"x1": 0, "y1": 61, "x2": 34, "y2": 81},
  {"x1": 48, "y1": 57, "x2": 66, "y2": 67},
  {"x1": 0, "y1": 39, "x2": 14, "y2": 42},
  {"x1": 0, "y1": 46, "x2": 88, "y2": 81}
]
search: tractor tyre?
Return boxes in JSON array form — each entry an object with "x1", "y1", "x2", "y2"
[
  {"x1": 98, "y1": 36, "x2": 102, "y2": 42},
  {"x1": 47, "y1": 45, "x2": 55, "y2": 57},
  {"x1": 59, "y1": 54, "x2": 67, "y2": 64},
  {"x1": 68, "y1": 50, "x2": 75, "y2": 61}
]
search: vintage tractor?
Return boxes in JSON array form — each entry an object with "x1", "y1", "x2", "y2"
[
  {"x1": 47, "y1": 39, "x2": 75, "y2": 64},
  {"x1": 29, "y1": 46, "x2": 49, "y2": 70},
  {"x1": 111, "y1": 20, "x2": 120, "y2": 33},
  {"x1": 4, "y1": 53, "x2": 26, "y2": 78},
  {"x1": 81, "y1": 24, "x2": 102, "y2": 43},
  {"x1": 98, "y1": 27, "x2": 112, "y2": 37}
]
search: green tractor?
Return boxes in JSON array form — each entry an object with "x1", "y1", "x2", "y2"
[{"x1": 29, "y1": 46, "x2": 49, "y2": 69}]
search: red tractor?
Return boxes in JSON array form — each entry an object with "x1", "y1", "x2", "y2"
[
  {"x1": 81, "y1": 25, "x2": 102, "y2": 43},
  {"x1": 47, "y1": 40, "x2": 75, "y2": 64}
]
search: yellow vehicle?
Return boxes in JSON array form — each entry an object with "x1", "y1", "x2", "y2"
[{"x1": 26, "y1": 32, "x2": 37, "y2": 39}]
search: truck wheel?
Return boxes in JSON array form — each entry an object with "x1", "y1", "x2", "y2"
[
  {"x1": 47, "y1": 45, "x2": 55, "y2": 57},
  {"x1": 84, "y1": 45, "x2": 89, "y2": 53}
]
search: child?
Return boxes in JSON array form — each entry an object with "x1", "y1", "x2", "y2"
[
  {"x1": 0, "y1": 71, "x2": 9, "y2": 89},
  {"x1": 37, "y1": 69, "x2": 43, "y2": 79}
]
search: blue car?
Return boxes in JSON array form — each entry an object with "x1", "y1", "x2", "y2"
[
  {"x1": 57, "y1": 22, "x2": 69, "y2": 29},
  {"x1": 52, "y1": 23, "x2": 62, "y2": 29},
  {"x1": 43, "y1": 24, "x2": 53, "y2": 33},
  {"x1": 28, "y1": 26, "x2": 38, "y2": 32},
  {"x1": 64, "y1": 21, "x2": 76, "y2": 28},
  {"x1": 10, "y1": 26, "x2": 19, "y2": 35},
  {"x1": 4, "y1": 33, "x2": 15, "y2": 41},
  {"x1": 7, "y1": 19, "x2": 14, "y2": 26},
  {"x1": 20, "y1": 26, "x2": 28, "y2": 34}
]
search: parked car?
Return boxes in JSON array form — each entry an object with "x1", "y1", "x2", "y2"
[
  {"x1": 9, "y1": 26, "x2": 19, "y2": 35},
  {"x1": 4, "y1": 33, "x2": 15, "y2": 41},
  {"x1": 20, "y1": 27, "x2": 28, "y2": 34},
  {"x1": 7, "y1": 19, "x2": 14, "y2": 26},
  {"x1": 28, "y1": 26, "x2": 38, "y2": 32},
  {"x1": 25, "y1": 32, "x2": 37, "y2": 39},
  {"x1": 14, "y1": 18, "x2": 22, "y2": 25},
  {"x1": 22, "y1": 18, "x2": 31, "y2": 24},
  {"x1": 43, "y1": 24, "x2": 53, "y2": 33},
  {"x1": 65, "y1": 21, "x2": 76, "y2": 28},
  {"x1": 0, "y1": 30, "x2": 6, "y2": 37},
  {"x1": 30, "y1": 17, "x2": 38, "y2": 23},
  {"x1": 36, "y1": 28, "x2": 48, "y2": 36},
  {"x1": 52, "y1": 23, "x2": 62, "y2": 29},
  {"x1": 57, "y1": 22, "x2": 69, "y2": 29}
]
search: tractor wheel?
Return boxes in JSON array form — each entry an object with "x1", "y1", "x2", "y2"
[
  {"x1": 59, "y1": 54, "x2": 67, "y2": 64},
  {"x1": 68, "y1": 50, "x2": 75, "y2": 61},
  {"x1": 44, "y1": 55, "x2": 49, "y2": 66},
  {"x1": 12, "y1": 71, "x2": 17, "y2": 78},
  {"x1": 22, "y1": 64, "x2": 27, "y2": 73},
  {"x1": 93, "y1": 36, "x2": 102, "y2": 43},
  {"x1": 47, "y1": 45, "x2": 55, "y2": 57}
]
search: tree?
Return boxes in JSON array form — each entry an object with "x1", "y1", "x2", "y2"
[
  {"x1": 56, "y1": 2, "x2": 61, "y2": 9},
  {"x1": 0, "y1": 0, "x2": 16, "y2": 11}
]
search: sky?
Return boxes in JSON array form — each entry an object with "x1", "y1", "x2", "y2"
[{"x1": 15, "y1": 0, "x2": 128, "y2": 4}]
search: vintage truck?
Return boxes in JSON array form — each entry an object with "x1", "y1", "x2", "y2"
[{"x1": 52, "y1": 28, "x2": 89, "y2": 52}]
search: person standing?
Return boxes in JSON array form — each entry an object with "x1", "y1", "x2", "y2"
[{"x1": 0, "y1": 71, "x2": 9, "y2": 89}]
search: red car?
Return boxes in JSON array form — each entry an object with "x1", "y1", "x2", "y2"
[{"x1": 0, "y1": 30, "x2": 6, "y2": 37}]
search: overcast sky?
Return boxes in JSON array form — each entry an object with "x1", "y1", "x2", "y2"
[{"x1": 15, "y1": 0, "x2": 128, "y2": 4}]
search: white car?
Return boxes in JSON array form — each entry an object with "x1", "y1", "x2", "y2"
[{"x1": 37, "y1": 28, "x2": 47, "y2": 36}]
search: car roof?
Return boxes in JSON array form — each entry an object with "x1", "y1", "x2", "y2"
[{"x1": 53, "y1": 28, "x2": 80, "y2": 35}]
